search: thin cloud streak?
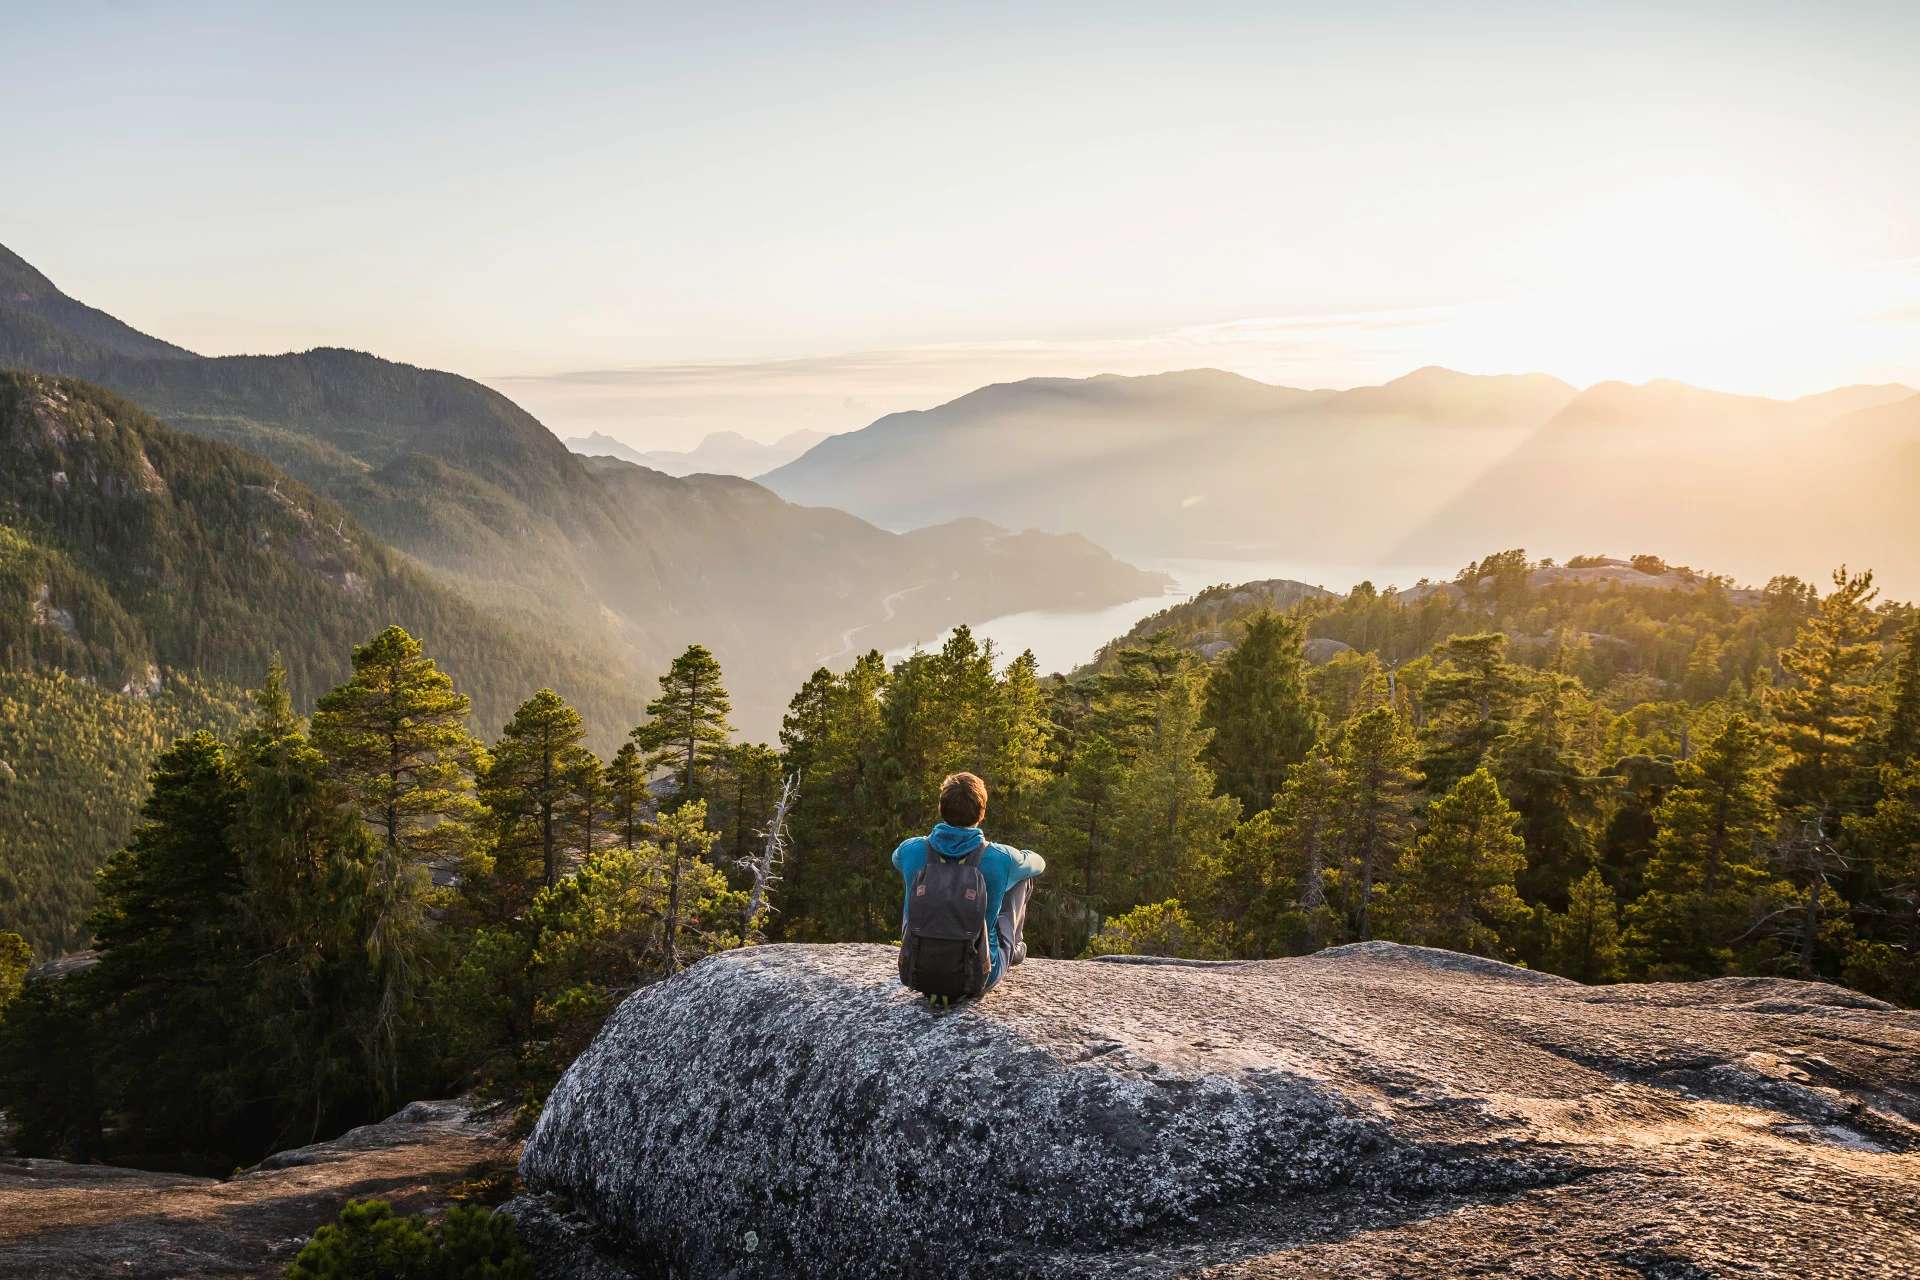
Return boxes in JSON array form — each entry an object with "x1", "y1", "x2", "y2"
[{"x1": 488, "y1": 262, "x2": 1920, "y2": 452}]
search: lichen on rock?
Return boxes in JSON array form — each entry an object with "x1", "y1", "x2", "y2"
[{"x1": 522, "y1": 942, "x2": 1920, "y2": 1279}]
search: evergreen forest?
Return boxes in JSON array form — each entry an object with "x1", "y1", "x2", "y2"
[{"x1": 2, "y1": 547, "x2": 1917, "y2": 1180}]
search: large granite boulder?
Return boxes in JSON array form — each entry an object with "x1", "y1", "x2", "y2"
[{"x1": 520, "y1": 943, "x2": 1920, "y2": 1279}]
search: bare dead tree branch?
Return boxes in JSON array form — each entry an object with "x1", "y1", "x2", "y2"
[{"x1": 740, "y1": 773, "x2": 797, "y2": 938}]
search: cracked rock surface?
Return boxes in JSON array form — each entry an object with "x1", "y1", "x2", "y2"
[{"x1": 521, "y1": 942, "x2": 1920, "y2": 1279}]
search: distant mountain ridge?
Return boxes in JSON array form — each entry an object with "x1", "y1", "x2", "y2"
[
  {"x1": 762, "y1": 363, "x2": 1920, "y2": 595},
  {"x1": 566, "y1": 428, "x2": 828, "y2": 477},
  {"x1": 1396, "y1": 378, "x2": 1920, "y2": 589},
  {"x1": 0, "y1": 242, "x2": 1165, "y2": 738},
  {"x1": 0, "y1": 244, "x2": 197, "y2": 362},
  {"x1": 760, "y1": 365, "x2": 1579, "y2": 557}
]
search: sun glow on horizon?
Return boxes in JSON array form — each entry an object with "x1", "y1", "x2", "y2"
[{"x1": 493, "y1": 254, "x2": 1920, "y2": 450}]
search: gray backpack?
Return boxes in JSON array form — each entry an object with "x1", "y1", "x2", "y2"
[{"x1": 899, "y1": 844, "x2": 991, "y2": 1000}]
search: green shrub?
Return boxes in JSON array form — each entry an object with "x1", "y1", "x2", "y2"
[
  {"x1": 1081, "y1": 899, "x2": 1221, "y2": 959},
  {"x1": 284, "y1": 1199, "x2": 532, "y2": 1280}
]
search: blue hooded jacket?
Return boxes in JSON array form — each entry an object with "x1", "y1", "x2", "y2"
[{"x1": 893, "y1": 824, "x2": 1045, "y2": 989}]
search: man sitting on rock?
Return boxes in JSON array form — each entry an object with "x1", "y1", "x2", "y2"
[{"x1": 893, "y1": 772, "x2": 1045, "y2": 1005}]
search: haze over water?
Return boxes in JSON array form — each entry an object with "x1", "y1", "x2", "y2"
[{"x1": 885, "y1": 556, "x2": 1464, "y2": 676}]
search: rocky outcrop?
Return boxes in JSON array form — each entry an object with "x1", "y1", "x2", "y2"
[
  {"x1": 522, "y1": 943, "x2": 1920, "y2": 1279},
  {"x1": 1301, "y1": 636, "x2": 1353, "y2": 664},
  {"x1": 0, "y1": 1099, "x2": 517, "y2": 1279}
]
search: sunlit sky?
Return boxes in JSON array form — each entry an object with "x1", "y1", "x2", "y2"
[{"x1": 9, "y1": 1, "x2": 1920, "y2": 447}]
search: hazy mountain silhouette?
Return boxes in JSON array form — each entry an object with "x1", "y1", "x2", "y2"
[
  {"x1": 759, "y1": 367, "x2": 1577, "y2": 558},
  {"x1": 0, "y1": 244, "x2": 1164, "y2": 736},
  {"x1": 764, "y1": 363, "x2": 1920, "y2": 594},
  {"x1": 1396, "y1": 378, "x2": 1918, "y2": 589},
  {"x1": 566, "y1": 428, "x2": 828, "y2": 477}
]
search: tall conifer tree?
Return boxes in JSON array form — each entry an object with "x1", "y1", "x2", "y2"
[
  {"x1": 235, "y1": 663, "x2": 432, "y2": 1140},
  {"x1": 604, "y1": 742, "x2": 648, "y2": 851},
  {"x1": 1201, "y1": 610, "x2": 1320, "y2": 816},
  {"x1": 1114, "y1": 673, "x2": 1240, "y2": 908},
  {"x1": 1268, "y1": 746, "x2": 1344, "y2": 945},
  {"x1": 1770, "y1": 569, "x2": 1880, "y2": 974},
  {"x1": 1543, "y1": 868, "x2": 1625, "y2": 983},
  {"x1": 1624, "y1": 715, "x2": 1782, "y2": 979},
  {"x1": 1492, "y1": 673, "x2": 1608, "y2": 910},
  {"x1": 1882, "y1": 613, "x2": 1920, "y2": 766},
  {"x1": 310, "y1": 625, "x2": 482, "y2": 868},
  {"x1": 1773, "y1": 569, "x2": 1880, "y2": 814},
  {"x1": 1420, "y1": 633, "x2": 1533, "y2": 792},
  {"x1": 1376, "y1": 768, "x2": 1528, "y2": 958},
  {"x1": 653, "y1": 801, "x2": 721, "y2": 974},
  {"x1": 84, "y1": 732, "x2": 258, "y2": 1169},
  {"x1": 635, "y1": 645, "x2": 734, "y2": 806},
  {"x1": 481, "y1": 689, "x2": 592, "y2": 902},
  {"x1": 1337, "y1": 706, "x2": 1423, "y2": 940}
]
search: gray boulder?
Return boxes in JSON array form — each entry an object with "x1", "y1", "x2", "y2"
[
  {"x1": 1301, "y1": 637, "x2": 1352, "y2": 664},
  {"x1": 521, "y1": 943, "x2": 1920, "y2": 1279}
]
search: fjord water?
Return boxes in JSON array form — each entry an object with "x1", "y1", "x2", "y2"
[{"x1": 884, "y1": 556, "x2": 1463, "y2": 676}]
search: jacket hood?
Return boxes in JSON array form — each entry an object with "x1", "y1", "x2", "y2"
[{"x1": 927, "y1": 823, "x2": 985, "y2": 858}]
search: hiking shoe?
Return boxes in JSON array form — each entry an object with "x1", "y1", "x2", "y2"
[{"x1": 1009, "y1": 942, "x2": 1027, "y2": 966}]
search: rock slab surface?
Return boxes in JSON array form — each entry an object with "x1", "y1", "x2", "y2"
[
  {"x1": 522, "y1": 942, "x2": 1920, "y2": 1279},
  {"x1": 0, "y1": 1099, "x2": 516, "y2": 1278}
]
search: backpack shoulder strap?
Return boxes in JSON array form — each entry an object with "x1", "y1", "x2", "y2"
[{"x1": 961, "y1": 844, "x2": 985, "y2": 869}]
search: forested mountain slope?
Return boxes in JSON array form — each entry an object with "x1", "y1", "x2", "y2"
[
  {"x1": 0, "y1": 244, "x2": 196, "y2": 361},
  {"x1": 0, "y1": 243, "x2": 1165, "y2": 735},
  {"x1": 585, "y1": 458, "x2": 1166, "y2": 723},
  {"x1": 759, "y1": 366, "x2": 1578, "y2": 556},
  {"x1": 1396, "y1": 379, "x2": 1920, "y2": 589},
  {"x1": 0, "y1": 372, "x2": 649, "y2": 955}
]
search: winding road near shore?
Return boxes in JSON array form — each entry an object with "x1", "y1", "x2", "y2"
[{"x1": 825, "y1": 581, "x2": 931, "y2": 665}]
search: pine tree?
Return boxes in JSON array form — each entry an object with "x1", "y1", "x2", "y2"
[
  {"x1": 310, "y1": 625, "x2": 482, "y2": 869},
  {"x1": 1624, "y1": 715, "x2": 1782, "y2": 980},
  {"x1": 1261, "y1": 747, "x2": 1344, "y2": 950},
  {"x1": 1682, "y1": 634, "x2": 1725, "y2": 704},
  {"x1": 1113, "y1": 672, "x2": 1241, "y2": 909},
  {"x1": 1053, "y1": 735, "x2": 1125, "y2": 923},
  {"x1": 234, "y1": 669, "x2": 434, "y2": 1142},
  {"x1": 1491, "y1": 673, "x2": 1608, "y2": 910},
  {"x1": 604, "y1": 742, "x2": 648, "y2": 851},
  {"x1": 1882, "y1": 613, "x2": 1920, "y2": 766},
  {"x1": 1376, "y1": 768, "x2": 1529, "y2": 958},
  {"x1": 563, "y1": 750, "x2": 609, "y2": 866},
  {"x1": 635, "y1": 645, "x2": 733, "y2": 806},
  {"x1": 1843, "y1": 755, "x2": 1920, "y2": 1003},
  {"x1": 717, "y1": 742, "x2": 784, "y2": 869},
  {"x1": 1543, "y1": 867, "x2": 1624, "y2": 983},
  {"x1": 1337, "y1": 707, "x2": 1422, "y2": 940},
  {"x1": 1420, "y1": 633, "x2": 1533, "y2": 793},
  {"x1": 653, "y1": 800, "x2": 722, "y2": 974},
  {"x1": 1770, "y1": 569, "x2": 1880, "y2": 975},
  {"x1": 775, "y1": 652, "x2": 889, "y2": 942},
  {"x1": 1773, "y1": 568, "x2": 1880, "y2": 814},
  {"x1": 1087, "y1": 631, "x2": 1196, "y2": 757},
  {"x1": 481, "y1": 689, "x2": 592, "y2": 904},
  {"x1": 1201, "y1": 610, "x2": 1320, "y2": 816},
  {"x1": 0, "y1": 972, "x2": 104, "y2": 1161},
  {"x1": 979, "y1": 649, "x2": 1051, "y2": 842},
  {"x1": 0, "y1": 931, "x2": 28, "y2": 1009},
  {"x1": 84, "y1": 731, "x2": 261, "y2": 1168}
]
